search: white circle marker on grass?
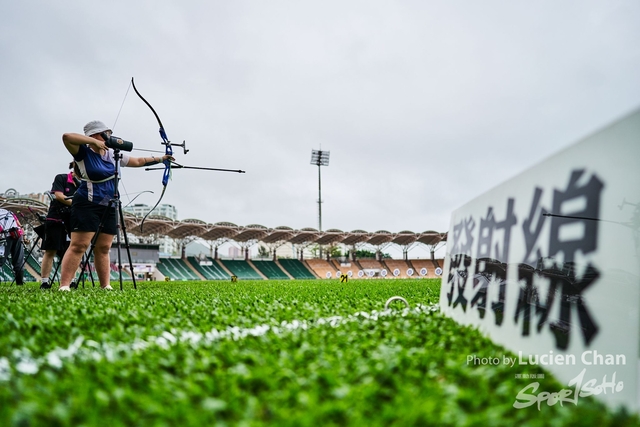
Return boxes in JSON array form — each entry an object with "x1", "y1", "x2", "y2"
[{"x1": 385, "y1": 296, "x2": 409, "y2": 310}]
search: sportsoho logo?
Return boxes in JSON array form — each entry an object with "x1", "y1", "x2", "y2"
[
  {"x1": 513, "y1": 368, "x2": 624, "y2": 410},
  {"x1": 511, "y1": 350, "x2": 626, "y2": 410}
]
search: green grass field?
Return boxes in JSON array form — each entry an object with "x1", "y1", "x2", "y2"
[{"x1": 0, "y1": 279, "x2": 637, "y2": 426}]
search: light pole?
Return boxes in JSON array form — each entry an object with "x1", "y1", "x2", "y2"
[{"x1": 310, "y1": 149, "x2": 330, "y2": 232}]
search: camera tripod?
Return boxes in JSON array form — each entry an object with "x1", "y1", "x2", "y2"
[{"x1": 77, "y1": 148, "x2": 137, "y2": 291}]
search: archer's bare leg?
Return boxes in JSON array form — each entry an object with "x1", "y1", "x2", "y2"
[
  {"x1": 93, "y1": 233, "x2": 115, "y2": 288},
  {"x1": 60, "y1": 232, "x2": 93, "y2": 289},
  {"x1": 41, "y1": 249, "x2": 56, "y2": 279}
]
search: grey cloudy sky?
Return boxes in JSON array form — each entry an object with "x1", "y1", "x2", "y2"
[{"x1": 2, "y1": 1, "x2": 639, "y2": 246}]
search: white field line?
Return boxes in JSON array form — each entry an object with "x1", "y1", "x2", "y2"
[{"x1": 0, "y1": 303, "x2": 439, "y2": 382}]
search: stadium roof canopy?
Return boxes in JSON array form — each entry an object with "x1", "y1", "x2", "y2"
[
  {"x1": 417, "y1": 230, "x2": 447, "y2": 245},
  {"x1": 314, "y1": 228, "x2": 345, "y2": 245},
  {"x1": 341, "y1": 230, "x2": 370, "y2": 246},
  {"x1": 262, "y1": 226, "x2": 296, "y2": 243},
  {"x1": 392, "y1": 230, "x2": 418, "y2": 246},
  {"x1": 288, "y1": 228, "x2": 320, "y2": 245},
  {"x1": 0, "y1": 197, "x2": 48, "y2": 217},
  {"x1": 234, "y1": 224, "x2": 270, "y2": 242},
  {"x1": 200, "y1": 222, "x2": 239, "y2": 241},
  {"x1": 368, "y1": 230, "x2": 395, "y2": 246},
  {"x1": 167, "y1": 218, "x2": 208, "y2": 239},
  {"x1": 129, "y1": 215, "x2": 176, "y2": 235}
]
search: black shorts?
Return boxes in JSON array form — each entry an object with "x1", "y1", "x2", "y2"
[
  {"x1": 69, "y1": 197, "x2": 118, "y2": 235},
  {"x1": 42, "y1": 220, "x2": 69, "y2": 251}
]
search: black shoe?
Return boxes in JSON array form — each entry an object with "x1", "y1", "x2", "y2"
[
  {"x1": 69, "y1": 280, "x2": 78, "y2": 290},
  {"x1": 40, "y1": 281, "x2": 52, "y2": 290}
]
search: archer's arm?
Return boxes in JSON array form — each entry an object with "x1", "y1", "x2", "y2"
[
  {"x1": 125, "y1": 154, "x2": 175, "y2": 168},
  {"x1": 52, "y1": 191, "x2": 72, "y2": 206},
  {"x1": 62, "y1": 133, "x2": 105, "y2": 156}
]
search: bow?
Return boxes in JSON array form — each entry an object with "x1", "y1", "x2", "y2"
[
  {"x1": 128, "y1": 78, "x2": 244, "y2": 233},
  {"x1": 131, "y1": 77, "x2": 186, "y2": 232}
]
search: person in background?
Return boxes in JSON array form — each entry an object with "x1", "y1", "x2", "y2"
[
  {"x1": 39, "y1": 161, "x2": 80, "y2": 289},
  {"x1": 0, "y1": 208, "x2": 25, "y2": 285},
  {"x1": 59, "y1": 120, "x2": 173, "y2": 291}
]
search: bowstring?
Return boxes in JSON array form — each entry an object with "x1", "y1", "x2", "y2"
[
  {"x1": 112, "y1": 79, "x2": 132, "y2": 131},
  {"x1": 112, "y1": 80, "x2": 132, "y2": 204}
]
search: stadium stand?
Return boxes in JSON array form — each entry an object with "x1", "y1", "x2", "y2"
[
  {"x1": 246, "y1": 261, "x2": 268, "y2": 280},
  {"x1": 4, "y1": 253, "x2": 444, "y2": 283},
  {"x1": 214, "y1": 260, "x2": 235, "y2": 278},
  {"x1": 358, "y1": 259, "x2": 384, "y2": 269},
  {"x1": 109, "y1": 263, "x2": 132, "y2": 280},
  {"x1": 219, "y1": 260, "x2": 263, "y2": 280},
  {"x1": 0, "y1": 263, "x2": 36, "y2": 282},
  {"x1": 156, "y1": 259, "x2": 179, "y2": 280},
  {"x1": 21, "y1": 253, "x2": 54, "y2": 281},
  {"x1": 352, "y1": 259, "x2": 384, "y2": 278},
  {"x1": 183, "y1": 258, "x2": 206, "y2": 280},
  {"x1": 25, "y1": 253, "x2": 42, "y2": 276},
  {"x1": 330, "y1": 259, "x2": 361, "y2": 278},
  {"x1": 306, "y1": 259, "x2": 338, "y2": 279},
  {"x1": 26, "y1": 270, "x2": 36, "y2": 282},
  {"x1": 383, "y1": 259, "x2": 413, "y2": 278},
  {"x1": 156, "y1": 258, "x2": 199, "y2": 281},
  {"x1": 410, "y1": 259, "x2": 444, "y2": 278},
  {"x1": 1, "y1": 264, "x2": 14, "y2": 282},
  {"x1": 273, "y1": 261, "x2": 294, "y2": 279},
  {"x1": 251, "y1": 260, "x2": 290, "y2": 280},
  {"x1": 278, "y1": 259, "x2": 316, "y2": 279},
  {"x1": 351, "y1": 258, "x2": 365, "y2": 271},
  {"x1": 108, "y1": 270, "x2": 132, "y2": 280},
  {"x1": 187, "y1": 256, "x2": 230, "y2": 280}
]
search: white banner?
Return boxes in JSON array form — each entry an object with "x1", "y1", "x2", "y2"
[{"x1": 440, "y1": 109, "x2": 640, "y2": 410}]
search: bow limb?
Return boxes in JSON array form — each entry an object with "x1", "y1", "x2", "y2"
[
  {"x1": 139, "y1": 185, "x2": 166, "y2": 233},
  {"x1": 140, "y1": 152, "x2": 171, "y2": 233},
  {"x1": 131, "y1": 77, "x2": 173, "y2": 232},
  {"x1": 131, "y1": 77, "x2": 169, "y2": 143}
]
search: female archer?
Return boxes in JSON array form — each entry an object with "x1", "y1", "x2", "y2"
[{"x1": 58, "y1": 120, "x2": 173, "y2": 291}]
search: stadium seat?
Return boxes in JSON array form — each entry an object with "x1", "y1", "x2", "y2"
[
  {"x1": 251, "y1": 260, "x2": 290, "y2": 280},
  {"x1": 219, "y1": 260, "x2": 263, "y2": 280},
  {"x1": 187, "y1": 256, "x2": 230, "y2": 280},
  {"x1": 278, "y1": 259, "x2": 316, "y2": 279}
]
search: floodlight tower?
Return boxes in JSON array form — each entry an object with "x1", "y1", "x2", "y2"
[{"x1": 310, "y1": 149, "x2": 330, "y2": 232}]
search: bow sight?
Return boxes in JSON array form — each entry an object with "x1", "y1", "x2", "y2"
[{"x1": 165, "y1": 140, "x2": 189, "y2": 155}]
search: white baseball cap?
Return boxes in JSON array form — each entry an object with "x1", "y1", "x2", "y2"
[{"x1": 83, "y1": 120, "x2": 111, "y2": 136}]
